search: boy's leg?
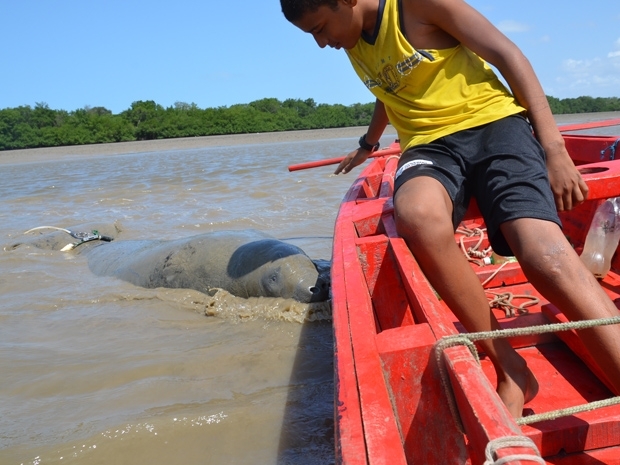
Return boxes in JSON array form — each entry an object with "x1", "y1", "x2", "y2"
[
  {"x1": 501, "y1": 217, "x2": 620, "y2": 393},
  {"x1": 394, "y1": 176, "x2": 538, "y2": 418}
]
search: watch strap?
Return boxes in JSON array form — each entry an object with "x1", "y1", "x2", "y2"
[{"x1": 359, "y1": 134, "x2": 380, "y2": 152}]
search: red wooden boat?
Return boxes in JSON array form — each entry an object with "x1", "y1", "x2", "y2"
[{"x1": 330, "y1": 120, "x2": 620, "y2": 464}]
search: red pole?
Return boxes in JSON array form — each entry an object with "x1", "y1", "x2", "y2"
[{"x1": 288, "y1": 146, "x2": 402, "y2": 172}]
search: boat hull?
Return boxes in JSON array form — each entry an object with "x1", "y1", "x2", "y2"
[{"x1": 332, "y1": 129, "x2": 620, "y2": 464}]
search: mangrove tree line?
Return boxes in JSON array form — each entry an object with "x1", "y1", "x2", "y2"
[{"x1": 1, "y1": 96, "x2": 619, "y2": 151}]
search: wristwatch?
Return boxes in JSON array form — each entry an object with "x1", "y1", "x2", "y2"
[{"x1": 359, "y1": 134, "x2": 380, "y2": 152}]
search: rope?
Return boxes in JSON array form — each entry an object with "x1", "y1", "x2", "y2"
[
  {"x1": 434, "y1": 335, "x2": 480, "y2": 433},
  {"x1": 485, "y1": 291, "x2": 540, "y2": 318},
  {"x1": 434, "y1": 315, "x2": 620, "y2": 433},
  {"x1": 24, "y1": 225, "x2": 72, "y2": 235},
  {"x1": 480, "y1": 261, "x2": 509, "y2": 287},
  {"x1": 448, "y1": 214, "x2": 620, "y2": 460},
  {"x1": 483, "y1": 436, "x2": 545, "y2": 465},
  {"x1": 443, "y1": 315, "x2": 620, "y2": 343},
  {"x1": 601, "y1": 138, "x2": 620, "y2": 161},
  {"x1": 517, "y1": 396, "x2": 620, "y2": 426},
  {"x1": 455, "y1": 227, "x2": 519, "y2": 295},
  {"x1": 24, "y1": 226, "x2": 113, "y2": 251},
  {"x1": 456, "y1": 226, "x2": 492, "y2": 266}
]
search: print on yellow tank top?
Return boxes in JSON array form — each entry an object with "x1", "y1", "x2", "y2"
[{"x1": 345, "y1": 0, "x2": 526, "y2": 151}]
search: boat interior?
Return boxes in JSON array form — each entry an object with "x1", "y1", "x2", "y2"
[{"x1": 333, "y1": 134, "x2": 620, "y2": 464}]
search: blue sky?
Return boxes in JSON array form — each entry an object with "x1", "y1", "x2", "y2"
[{"x1": 1, "y1": 0, "x2": 619, "y2": 114}]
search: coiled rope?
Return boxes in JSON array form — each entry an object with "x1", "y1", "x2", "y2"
[
  {"x1": 456, "y1": 226, "x2": 540, "y2": 317},
  {"x1": 486, "y1": 292, "x2": 540, "y2": 318}
]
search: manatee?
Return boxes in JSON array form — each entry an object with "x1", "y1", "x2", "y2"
[{"x1": 66, "y1": 229, "x2": 329, "y2": 303}]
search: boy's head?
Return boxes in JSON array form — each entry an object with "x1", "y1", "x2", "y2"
[
  {"x1": 280, "y1": 0, "x2": 339, "y2": 23},
  {"x1": 280, "y1": 0, "x2": 363, "y2": 50}
]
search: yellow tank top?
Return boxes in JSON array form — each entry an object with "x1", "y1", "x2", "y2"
[{"x1": 345, "y1": 0, "x2": 526, "y2": 150}]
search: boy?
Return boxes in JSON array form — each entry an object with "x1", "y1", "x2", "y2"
[{"x1": 281, "y1": 0, "x2": 620, "y2": 418}]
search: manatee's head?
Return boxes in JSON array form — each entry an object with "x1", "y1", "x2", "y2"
[
  {"x1": 259, "y1": 255, "x2": 330, "y2": 303},
  {"x1": 228, "y1": 239, "x2": 330, "y2": 302}
]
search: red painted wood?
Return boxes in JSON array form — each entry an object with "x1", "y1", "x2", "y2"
[
  {"x1": 331, "y1": 131, "x2": 620, "y2": 464},
  {"x1": 558, "y1": 118, "x2": 620, "y2": 133},
  {"x1": 577, "y1": 160, "x2": 620, "y2": 200},
  {"x1": 377, "y1": 325, "x2": 469, "y2": 464},
  {"x1": 332, "y1": 167, "x2": 408, "y2": 464},
  {"x1": 545, "y1": 444, "x2": 620, "y2": 464},
  {"x1": 563, "y1": 134, "x2": 620, "y2": 165},
  {"x1": 541, "y1": 303, "x2": 618, "y2": 395},
  {"x1": 332, "y1": 231, "x2": 368, "y2": 465},
  {"x1": 444, "y1": 345, "x2": 535, "y2": 465},
  {"x1": 356, "y1": 237, "x2": 416, "y2": 331}
]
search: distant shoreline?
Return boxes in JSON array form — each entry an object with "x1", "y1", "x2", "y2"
[
  {"x1": 1, "y1": 111, "x2": 619, "y2": 166},
  {"x1": 0, "y1": 126, "x2": 398, "y2": 166}
]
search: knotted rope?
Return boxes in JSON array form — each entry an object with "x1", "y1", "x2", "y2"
[
  {"x1": 486, "y1": 291, "x2": 540, "y2": 318},
  {"x1": 457, "y1": 225, "x2": 492, "y2": 266},
  {"x1": 456, "y1": 226, "x2": 540, "y2": 318}
]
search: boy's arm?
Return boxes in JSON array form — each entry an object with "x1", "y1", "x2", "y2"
[
  {"x1": 335, "y1": 99, "x2": 389, "y2": 175},
  {"x1": 412, "y1": 0, "x2": 588, "y2": 211}
]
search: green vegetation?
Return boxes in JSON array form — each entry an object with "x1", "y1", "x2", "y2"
[
  {"x1": 1, "y1": 96, "x2": 619, "y2": 151},
  {"x1": 547, "y1": 96, "x2": 620, "y2": 114}
]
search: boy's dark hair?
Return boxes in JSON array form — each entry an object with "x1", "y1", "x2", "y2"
[{"x1": 280, "y1": 0, "x2": 340, "y2": 23}]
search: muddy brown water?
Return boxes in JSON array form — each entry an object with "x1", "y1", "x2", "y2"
[{"x1": 1, "y1": 114, "x2": 618, "y2": 464}]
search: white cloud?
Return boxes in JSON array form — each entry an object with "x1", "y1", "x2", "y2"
[
  {"x1": 555, "y1": 47, "x2": 620, "y2": 96},
  {"x1": 497, "y1": 20, "x2": 530, "y2": 33}
]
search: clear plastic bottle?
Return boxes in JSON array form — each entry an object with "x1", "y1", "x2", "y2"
[{"x1": 580, "y1": 197, "x2": 620, "y2": 279}]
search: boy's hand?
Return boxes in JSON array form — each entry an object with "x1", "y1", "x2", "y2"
[
  {"x1": 545, "y1": 145, "x2": 589, "y2": 211},
  {"x1": 334, "y1": 148, "x2": 371, "y2": 175}
]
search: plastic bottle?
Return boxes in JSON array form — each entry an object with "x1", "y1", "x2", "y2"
[{"x1": 580, "y1": 197, "x2": 620, "y2": 279}]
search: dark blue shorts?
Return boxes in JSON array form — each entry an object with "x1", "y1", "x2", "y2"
[{"x1": 393, "y1": 115, "x2": 561, "y2": 256}]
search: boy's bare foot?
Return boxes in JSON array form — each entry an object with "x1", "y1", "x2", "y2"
[{"x1": 496, "y1": 364, "x2": 539, "y2": 418}]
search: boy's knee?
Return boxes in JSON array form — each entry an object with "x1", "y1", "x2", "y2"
[
  {"x1": 517, "y1": 237, "x2": 574, "y2": 281},
  {"x1": 501, "y1": 219, "x2": 571, "y2": 276},
  {"x1": 395, "y1": 201, "x2": 454, "y2": 243}
]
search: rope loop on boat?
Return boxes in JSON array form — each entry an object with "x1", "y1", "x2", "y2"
[
  {"x1": 433, "y1": 315, "x2": 620, "y2": 433},
  {"x1": 483, "y1": 436, "x2": 545, "y2": 465},
  {"x1": 434, "y1": 335, "x2": 480, "y2": 433}
]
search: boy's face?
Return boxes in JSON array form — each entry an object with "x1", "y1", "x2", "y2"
[{"x1": 292, "y1": 0, "x2": 362, "y2": 50}]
